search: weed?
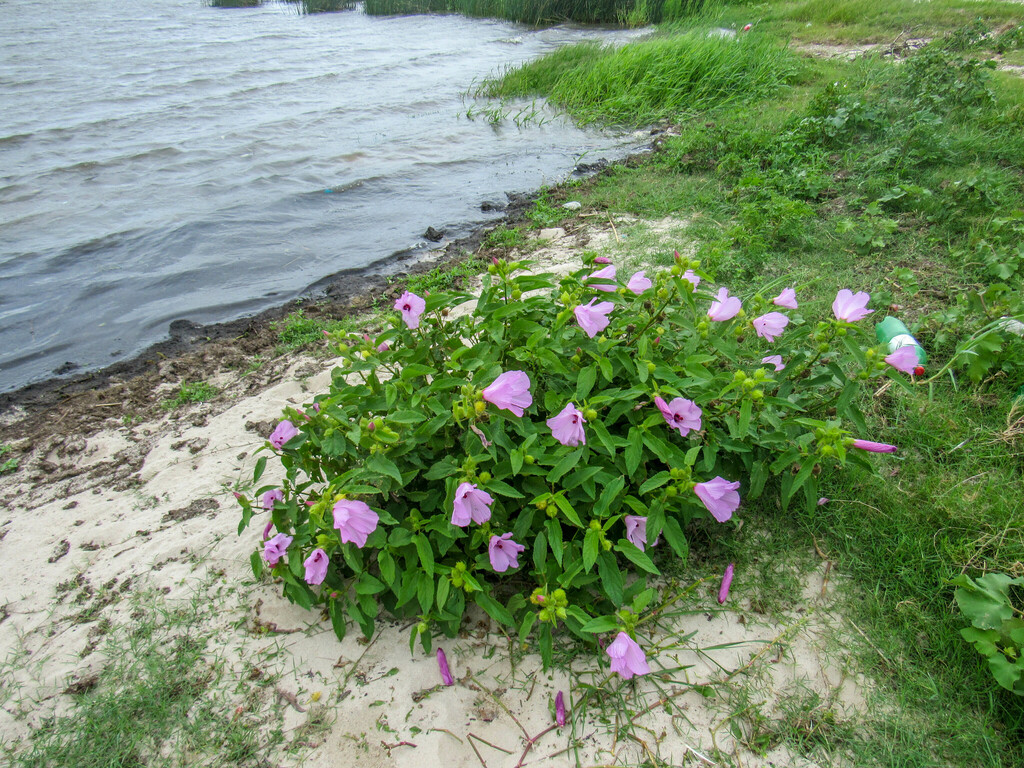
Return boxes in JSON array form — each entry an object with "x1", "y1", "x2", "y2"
[
  {"x1": 483, "y1": 225, "x2": 526, "y2": 250},
  {"x1": 274, "y1": 308, "x2": 349, "y2": 355},
  {"x1": 480, "y1": 29, "x2": 801, "y2": 126},
  {"x1": 526, "y1": 188, "x2": 565, "y2": 229},
  {"x1": 160, "y1": 381, "x2": 218, "y2": 410},
  {"x1": 7, "y1": 584, "x2": 288, "y2": 767},
  {"x1": 405, "y1": 257, "x2": 484, "y2": 295},
  {"x1": 0, "y1": 444, "x2": 17, "y2": 475}
]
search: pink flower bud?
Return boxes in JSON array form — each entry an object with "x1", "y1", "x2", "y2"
[
  {"x1": 492, "y1": 257, "x2": 500, "y2": 266},
  {"x1": 555, "y1": 691, "x2": 567, "y2": 727},
  {"x1": 367, "y1": 421, "x2": 375, "y2": 432},
  {"x1": 718, "y1": 563, "x2": 735, "y2": 604},
  {"x1": 593, "y1": 256, "x2": 612, "y2": 264},
  {"x1": 233, "y1": 492, "x2": 243, "y2": 500},
  {"x1": 437, "y1": 648, "x2": 454, "y2": 686}
]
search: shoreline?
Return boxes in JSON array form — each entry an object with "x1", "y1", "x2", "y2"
[{"x1": 0, "y1": 157, "x2": 627, "y2": 429}]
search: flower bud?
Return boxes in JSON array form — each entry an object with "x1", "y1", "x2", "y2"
[
  {"x1": 647, "y1": 361, "x2": 656, "y2": 372},
  {"x1": 524, "y1": 454, "x2": 535, "y2": 465},
  {"x1": 488, "y1": 264, "x2": 497, "y2": 274},
  {"x1": 589, "y1": 520, "x2": 602, "y2": 531},
  {"x1": 367, "y1": 421, "x2": 376, "y2": 432},
  {"x1": 584, "y1": 408, "x2": 598, "y2": 420},
  {"x1": 478, "y1": 471, "x2": 491, "y2": 483},
  {"x1": 511, "y1": 289, "x2": 522, "y2": 300},
  {"x1": 671, "y1": 265, "x2": 682, "y2": 276},
  {"x1": 666, "y1": 485, "x2": 678, "y2": 497},
  {"x1": 750, "y1": 389, "x2": 764, "y2": 401},
  {"x1": 474, "y1": 401, "x2": 486, "y2": 415},
  {"x1": 602, "y1": 539, "x2": 612, "y2": 551}
]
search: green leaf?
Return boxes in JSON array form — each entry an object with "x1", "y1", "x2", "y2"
[
  {"x1": 533, "y1": 531, "x2": 548, "y2": 573},
  {"x1": 388, "y1": 410, "x2": 427, "y2": 424},
  {"x1": 475, "y1": 592, "x2": 515, "y2": 628},
  {"x1": 614, "y1": 541, "x2": 660, "y2": 575},
  {"x1": 356, "y1": 573, "x2": 386, "y2": 594},
  {"x1": 539, "y1": 623, "x2": 553, "y2": 669},
  {"x1": 417, "y1": 572, "x2": 434, "y2": 613},
  {"x1": 737, "y1": 398, "x2": 753, "y2": 437},
  {"x1": 401, "y1": 363, "x2": 436, "y2": 380},
  {"x1": 952, "y1": 573, "x2": 1021, "y2": 629},
  {"x1": 414, "y1": 534, "x2": 435, "y2": 576},
  {"x1": 639, "y1": 471, "x2": 672, "y2": 495},
  {"x1": 547, "y1": 448, "x2": 585, "y2": 483},
  {"x1": 576, "y1": 365, "x2": 598, "y2": 401},
  {"x1": 553, "y1": 494, "x2": 584, "y2": 528},
  {"x1": 597, "y1": 356, "x2": 613, "y2": 383},
  {"x1": 597, "y1": 552, "x2": 624, "y2": 605},
  {"x1": 593, "y1": 475, "x2": 625, "y2": 517},
  {"x1": 519, "y1": 611, "x2": 538, "y2": 642},
  {"x1": 435, "y1": 574, "x2": 451, "y2": 611},
  {"x1": 579, "y1": 615, "x2": 620, "y2": 634},
  {"x1": 583, "y1": 529, "x2": 600, "y2": 572},
  {"x1": 376, "y1": 548, "x2": 391, "y2": 585},
  {"x1": 249, "y1": 551, "x2": 264, "y2": 579},
  {"x1": 546, "y1": 519, "x2": 563, "y2": 566},
  {"x1": 485, "y1": 479, "x2": 524, "y2": 498},
  {"x1": 253, "y1": 456, "x2": 267, "y2": 484},
  {"x1": 659, "y1": 514, "x2": 692, "y2": 561},
  {"x1": 329, "y1": 599, "x2": 347, "y2": 642},
  {"x1": 367, "y1": 453, "x2": 403, "y2": 484},
  {"x1": 625, "y1": 427, "x2": 644, "y2": 475}
]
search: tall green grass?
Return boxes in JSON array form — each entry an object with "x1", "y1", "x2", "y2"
[
  {"x1": 363, "y1": 0, "x2": 715, "y2": 26},
  {"x1": 480, "y1": 30, "x2": 801, "y2": 124}
]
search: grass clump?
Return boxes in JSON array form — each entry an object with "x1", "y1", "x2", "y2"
[
  {"x1": 0, "y1": 444, "x2": 17, "y2": 475},
  {"x1": 7, "y1": 588, "x2": 287, "y2": 768},
  {"x1": 483, "y1": 225, "x2": 527, "y2": 250},
  {"x1": 273, "y1": 308, "x2": 348, "y2": 355},
  {"x1": 160, "y1": 381, "x2": 219, "y2": 410},
  {"x1": 480, "y1": 29, "x2": 801, "y2": 125},
  {"x1": 404, "y1": 257, "x2": 485, "y2": 295},
  {"x1": 364, "y1": 0, "x2": 716, "y2": 26},
  {"x1": 549, "y1": 29, "x2": 1024, "y2": 765}
]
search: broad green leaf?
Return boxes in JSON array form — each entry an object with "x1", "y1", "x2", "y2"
[
  {"x1": 597, "y1": 552, "x2": 624, "y2": 605},
  {"x1": 576, "y1": 365, "x2": 598, "y2": 401},
  {"x1": 475, "y1": 592, "x2": 515, "y2": 628},
  {"x1": 414, "y1": 533, "x2": 435, "y2": 576},
  {"x1": 614, "y1": 541, "x2": 660, "y2": 575},
  {"x1": 579, "y1": 615, "x2": 620, "y2": 634},
  {"x1": 547, "y1": 448, "x2": 585, "y2": 483},
  {"x1": 625, "y1": 428, "x2": 644, "y2": 475}
]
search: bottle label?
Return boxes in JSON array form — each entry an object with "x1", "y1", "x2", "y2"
[{"x1": 887, "y1": 334, "x2": 921, "y2": 352}]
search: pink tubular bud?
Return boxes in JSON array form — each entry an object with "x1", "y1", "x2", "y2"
[
  {"x1": 437, "y1": 648, "x2": 454, "y2": 686},
  {"x1": 718, "y1": 563, "x2": 735, "y2": 604},
  {"x1": 555, "y1": 691, "x2": 567, "y2": 727}
]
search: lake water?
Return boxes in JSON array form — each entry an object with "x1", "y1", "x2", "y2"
[{"x1": 0, "y1": 0, "x2": 642, "y2": 393}]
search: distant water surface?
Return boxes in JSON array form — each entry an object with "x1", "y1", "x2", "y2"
[{"x1": 0, "y1": 0, "x2": 643, "y2": 392}]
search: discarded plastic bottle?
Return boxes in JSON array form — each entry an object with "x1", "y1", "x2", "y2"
[{"x1": 875, "y1": 316, "x2": 926, "y2": 375}]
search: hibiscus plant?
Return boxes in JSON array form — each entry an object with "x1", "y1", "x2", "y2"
[{"x1": 236, "y1": 253, "x2": 908, "y2": 674}]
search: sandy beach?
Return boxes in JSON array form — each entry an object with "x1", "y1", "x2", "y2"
[{"x1": 0, "y1": 218, "x2": 864, "y2": 767}]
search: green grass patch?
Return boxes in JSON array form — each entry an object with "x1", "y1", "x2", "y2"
[
  {"x1": 6, "y1": 586, "x2": 289, "y2": 768},
  {"x1": 483, "y1": 224, "x2": 528, "y2": 250},
  {"x1": 364, "y1": 0, "x2": 718, "y2": 26},
  {"x1": 273, "y1": 308, "x2": 349, "y2": 355},
  {"x1": 545, "y1": 31, "x2": 1024, "y2": 765},
  {"x1": 481, "y1": 29, "x2": 802, "y2": 125},
  {"x1": 160, "y1": 381, "x2": 219, "y2": 410},
  {"x1": 403, "y1": 257, "x2": 486, "y2": 295},
  {"x1": 480, "y1": 28, "x2": 802, "y2": 125},
  {"x1": 0, "y1": 443, "x2": 17, "y2": 475}
]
